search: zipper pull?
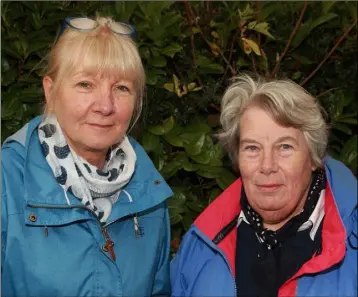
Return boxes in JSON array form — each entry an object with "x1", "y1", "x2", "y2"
[{"x1": 102, "y1": 228, "x2": 116, "y2": 261}]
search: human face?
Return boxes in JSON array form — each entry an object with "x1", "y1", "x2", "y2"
[
  {"x1": 43, "y1": 70, "x2": 136, "y2": 167},
  {"x1": 238, "y1": 106, "x2": 316, "y2": 230}
]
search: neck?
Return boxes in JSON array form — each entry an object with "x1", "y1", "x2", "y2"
[
  {"x1": 79, "y1": 151, "x2": 107, "y2": 169},
  {"x1": 64, "y1": 138, "x2": 108, "y2": 170}
]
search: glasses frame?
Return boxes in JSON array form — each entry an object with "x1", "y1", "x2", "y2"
[{"x1": 54, "y1": 16, "x2": 136, "y2": 44}]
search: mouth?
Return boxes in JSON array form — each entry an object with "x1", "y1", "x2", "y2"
[
  {"x1": 256, "y1": 184, "x2": 282, "y2": 192},
  {"x1": 88, "y1": 123, "x2": 113, "y2": 129}
]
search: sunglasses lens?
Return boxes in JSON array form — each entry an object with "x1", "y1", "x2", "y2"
[
  {"x1": 111, "y1": 22, "x2": 134, "y2": 35},
  {"x1": 69, "y1": 18, "x2": 97, "y2": 30}
]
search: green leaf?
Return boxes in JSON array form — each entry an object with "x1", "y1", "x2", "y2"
[
  {"x1": 292, "y1": 72, "x2": 301, "y2": 80},
  {"x1": 182, "y1": 158, "x2": 199, "y2": 172},
  {"x1": 160, "y1": 158, "x2": 182, "y2": 180},
  {"x1": 197, "y1": 55, "x2": 225, "y2": 74},
  {"x1": 150, "y1": 55, "x2": 167, "y2": 68},
  {"x1": 182, "y1": 123, "x2": 212, "y2": 134},
  {"x1": 114, "y1": 2, "x2": 138, "y2": 21},
  {"x1": 146, "y1": 68, "x2": 165, "y2": 85},
  {"x1": 292, "y1": 14, "x2": 338, "y2": 48},
  {"x1": 163, "y1": 83, "x2": 174, "y2": 92},
  {"x1": 216, "y1": 169, "x2": 237, "y2": 190},
  {"x1": 164, "y1": 124, "x2": 184, "y2": 147},
  {"x1": 291, "y1": 55, "x2": 313, "y2": 65},
  {"x1": 186, "y1": 201, "x2": 204, "y2": 213},
  {"x1": 189, "y1": 136, "x2": 224, "y2": 165},
  {"x1": 196, "y1": 164, "x2": 223, "y2": 179},
  {"x1": 336, "y1": 118, "x2": 358, "y2": 125},
  {"x1": 147, "y1": 116, "x2": 174, "y2": 135},
  {"x1": 170, "y1": 213, "x2": 183, "y2": 225},
  {"x1": 332, "y1": 123, "x2": 352, "y2": 135},
  {"x1": 322, "y1": 1, "x2": 336, "y2": 14},
  {"x1": 162, "y1": 42, "x2": 183, "y2": 58},
  {"x1": 141, "y1": 131, "x2": 160, "y2": 152},
  {"x1": 340, "y1": 136, "x2": 357, "y2": 165},
  {"x1": 242, "y1": 38, "x2": 261, "y2": 56},
  {"x1": 252, "y1": 22, "x2": 275, "y2": 39},
  {"x1": 259, "y1": 2, "x2": 280, "y2": 21},
  {"x1": 181, "y1": 133, "x2": 206, "y2": 156},
  {"x1": 237, "y1": 57, "x2": 251, "y2": 68},
  {"x1": 163, "y1": 116, "x2": 175, "y2": 133}
]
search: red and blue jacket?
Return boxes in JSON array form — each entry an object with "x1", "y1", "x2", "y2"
[{"x1": 171, "y1": 157, "x2": 357, "y2": 296}]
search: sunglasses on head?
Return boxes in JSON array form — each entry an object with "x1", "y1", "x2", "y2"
[{"x1": 55, "y1": 17, "x2": 136, "y2": 44}]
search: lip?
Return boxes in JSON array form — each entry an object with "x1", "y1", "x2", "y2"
[
  {"x1": 256, "y1": 184, "x2": 282, "y2": 192},
  {"x1": 88, "y1": 123, "x2": 113, "y2": 129}
]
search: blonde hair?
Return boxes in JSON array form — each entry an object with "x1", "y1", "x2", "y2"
[
  {"x1": 218, "y1": 74, "x2": 329, "y2": 168},
  {"x1": 43, "y1": 16, "x2": 145, "y2": 128}
]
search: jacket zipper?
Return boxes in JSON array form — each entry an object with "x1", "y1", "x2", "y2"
[
  {"x1": 27, "y1": 203, "x2": 117, "y2": 261},
  {"x1": 102, "y1": 227, "x2": 116, "y2": 261}
]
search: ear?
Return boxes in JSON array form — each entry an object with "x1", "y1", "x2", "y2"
[{"x1": 43, "y1": 76, "x2": 54, "y2": 110}]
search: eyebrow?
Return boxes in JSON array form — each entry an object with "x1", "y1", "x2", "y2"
[{"x1": 240, "y1": 136, "x2": 299, "y2": 146}]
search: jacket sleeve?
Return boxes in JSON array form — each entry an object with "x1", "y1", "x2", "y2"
[
  {"x1": 1, "y1": 173, "x2": 8, "y2": 273},
  {"x1": 151, "y1": 205, "x2": 171, "y2": 297}
]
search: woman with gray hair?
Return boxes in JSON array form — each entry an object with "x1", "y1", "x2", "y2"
[{"x1": 171, "y1": 75, "x2": 357, "y2": 297}]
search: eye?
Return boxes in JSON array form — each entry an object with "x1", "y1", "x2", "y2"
[
  {"x1": 280, "y1": 144, "x2": 293, "y2": 150},
  {"x1": 116, "y1": 84, "x2": 131, "y2": 93},
  {"x1": 76, "y1": 81, "x2": 92, "y2": 89},
  {"x1": 245, "y1": 145, "x2": 259, "y2": 152}
]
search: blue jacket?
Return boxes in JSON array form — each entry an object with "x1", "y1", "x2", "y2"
[
  {"x1": 2, "y1": 116, "x2": 173, "y2": 297},
  {"x1": 171, "y1": 157, "x2": 357, "y2": 296}
]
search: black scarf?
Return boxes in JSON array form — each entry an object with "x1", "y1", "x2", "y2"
[{"x1": 236, "y1": 169, "x2": 326, "y2": 297}]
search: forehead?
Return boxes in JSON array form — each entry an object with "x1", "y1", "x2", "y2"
[
  {"x1": 240, "y1": 107, "x2": 304, "y2": 142},
  {"x1": 68, "y1": 67, "x2": 138, "y2": 82}
]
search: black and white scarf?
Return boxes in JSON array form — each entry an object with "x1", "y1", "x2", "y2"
[
  {"x1": 38, "y1": 115, "x2": 136, "y2": 223},
  {"x1": 240, "y1": 169, "x2": 326, "y2": 249}
]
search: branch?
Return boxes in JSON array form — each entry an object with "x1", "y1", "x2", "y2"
[
  {"x1": 251, "y1": 54, "x2": 258, "y2": 76},
  {"x1": 220, "y1": 28, "x2": 241, "y2": 85},
  {"x1": 271, "y1": 0, "x2": 309, "y2": 77},
  {"x1": 184, "y1": 0, "x2": 236, "y2": 76},
  {"x1": 300, "y1": 19, "x2": 357, "y2": 87},
  {"x1": 184, "y1": 1, "x2": 197, "y2": 66},
  {"x1": 316, "y1": 88, "x2": 338, "y2": 98}
]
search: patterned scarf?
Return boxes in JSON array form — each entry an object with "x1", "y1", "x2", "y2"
[
  {"x1": 240, "y1": 169, "x2": 326, "y2": 249},
  {"x1": 38, "y1": 115, "x2": 136, "y2": 223}
]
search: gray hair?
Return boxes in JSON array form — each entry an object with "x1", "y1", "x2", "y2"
[{"x1": 217, "y1": 74, "x2": 329, "y2": 169}]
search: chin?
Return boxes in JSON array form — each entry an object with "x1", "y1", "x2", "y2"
[{"x1": 83, "y1": 140, "x2": 114, "y2": 152}]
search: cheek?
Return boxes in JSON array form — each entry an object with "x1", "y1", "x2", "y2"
[
  {"x1": 54, "y1": 91, "x2": 90, "y2": 118},
  {"x1": 115, "y1": 100, "x2": 135, "y2": 122},
  {"x1": 282, "y1": 162, "x2": 313, "y2": 197},
  {"x1": 238, "y1": 155, "x2": 258, "y2": 179}
]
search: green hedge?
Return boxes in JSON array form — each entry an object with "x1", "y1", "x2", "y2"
[{"x1": 2, "y1": 1, "x2": 357, "y2": 250}]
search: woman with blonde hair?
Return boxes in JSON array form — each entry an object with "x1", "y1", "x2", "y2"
[
  {"x1": 2, "y1": 16, "x2": 172, "y2": 296},
  {"x1": 171, "y1": 75, "x2": 357, "y2": 296}
]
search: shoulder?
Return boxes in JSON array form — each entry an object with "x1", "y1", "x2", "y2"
[
  {"x1": 171, "y1": 225, "x2": 229, "y2": 295},
  {"x1": 2, "y1": 117, "x2": 42, "y2": 212},
  {"x1": 324, "y1": 156, "x2": 357, "y2": 234},
  {"x1": 324, "y1": 156, "x2": 357, "y2": 207},
  {"x1": 171, "y1": 225, "x2": 216, "y2": 280}
]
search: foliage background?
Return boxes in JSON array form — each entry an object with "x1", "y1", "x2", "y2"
[{"x1": 1, "y1": 1, "x2": 357, "y2": 251}]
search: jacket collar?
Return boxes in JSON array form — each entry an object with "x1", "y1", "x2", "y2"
[{"x1": 10, "y1": 116, "x2": 172, "y2": 226}]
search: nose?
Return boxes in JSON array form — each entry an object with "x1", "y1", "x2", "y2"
[
  {"x1": 93, "y1": 89, "x2": 114, "y2": 116},
  {"x1": 260, "y1": 150, "x2": 278, "y2": 174}
]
